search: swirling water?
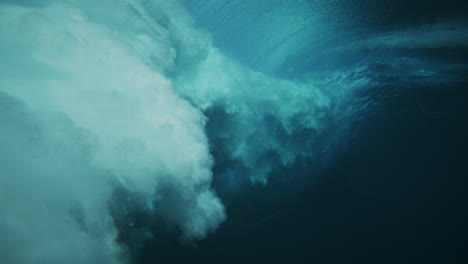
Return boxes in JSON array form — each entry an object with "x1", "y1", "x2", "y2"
[{"x1": 0, "y1": 0, "x2": 467, "y2": 263}]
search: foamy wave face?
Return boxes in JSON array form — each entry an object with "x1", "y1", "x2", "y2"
[
  {"x1": 0, "y1": 0, "x2": 368, "y2": 262},
  {"x1": 137, "y1": 1, "x2": 360, "y2": 185}
]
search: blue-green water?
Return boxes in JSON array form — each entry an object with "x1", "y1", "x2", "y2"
[{"x1": 0, "y1": 1, "x2": 467, "y2": 263}]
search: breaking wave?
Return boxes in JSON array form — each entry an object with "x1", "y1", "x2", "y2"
[{"x1": 0, "y1": 0, "x2": 466, "y2": 263}]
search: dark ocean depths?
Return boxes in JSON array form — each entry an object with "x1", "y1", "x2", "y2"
[
  {"x1": 0, "y1": 0, "x2": 467, "y2": 264},
  {"x1": 140, "y1": 0, "x2": 468, "y2": 263}
]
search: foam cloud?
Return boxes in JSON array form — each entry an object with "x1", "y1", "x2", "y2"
[
  {"x1": 0, "y1": 93, "x2": 123, "y2": 264},
  {"x1": 0, "y1": 0, "x2": 226, "y2": 262}
]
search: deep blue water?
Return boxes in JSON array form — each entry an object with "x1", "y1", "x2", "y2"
[
  {"x1": 0, "y1": 0, "x2": 467, "y2": 263},
  {"x1": 138, "y1": 1, "x2": 468, "y2": 263},
  {"x1": 141, "y1": 82, "x2": 467, "y2": 263}
]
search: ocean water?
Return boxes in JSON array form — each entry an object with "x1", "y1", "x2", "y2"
[{"x1": 0, "y1": 1, "x2": 467, "y2": 263}]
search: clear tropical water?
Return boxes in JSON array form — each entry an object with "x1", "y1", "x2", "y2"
[{"x1": 0, "y1": 1, "x2": 467, "y2": 263}]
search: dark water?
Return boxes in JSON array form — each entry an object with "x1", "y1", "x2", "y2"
[
  {"x1": 141, "y1": 85, "x2": 468, "y2": 263},
  {"x1": 138, "y1": 0, "x2": 468, "y2": 263}
]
